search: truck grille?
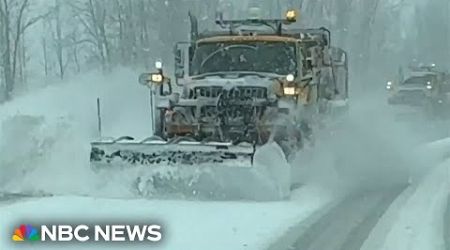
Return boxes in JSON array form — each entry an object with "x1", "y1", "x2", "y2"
[
  {"x1": 189, "y1": 86, "x2": 268, "y2": 99},
  {"x1": 397, "y1": 89, "x2": 426, "y2": 98}
]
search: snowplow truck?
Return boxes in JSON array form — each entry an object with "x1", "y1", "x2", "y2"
[
  {"x1": 90, "y1": 10, "x2": 349, "y2": 200},
  {"x1": 387, "y1": 64, "x2": 450, "y2": 119}
]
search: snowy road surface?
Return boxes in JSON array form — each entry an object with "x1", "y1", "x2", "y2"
[
  {"x1": 269, "y1": 187, "x2": 405, "y2": 250},
  {"x1": 0, "y1": 186, "x2": 336, "y2": 250}
]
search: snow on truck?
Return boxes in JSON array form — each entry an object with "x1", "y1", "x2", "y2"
[{"x1": 90, "y1": 9, "x2": 349, "y2": 200}]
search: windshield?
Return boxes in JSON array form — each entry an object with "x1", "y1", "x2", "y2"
[
  {"x1": 403, "y1": 75, "x2": 434, "y2": 85},
  {"x1": 190, "y1": 41, "x2": 297, "y2": 76}
]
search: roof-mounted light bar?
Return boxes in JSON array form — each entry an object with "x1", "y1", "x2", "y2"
[{"x1": 215, "y1": 9, "x2": 298, "y2": 28}]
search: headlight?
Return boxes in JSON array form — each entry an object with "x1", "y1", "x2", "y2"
[
  {"x1": 386, "y1": 85, "x2": 392, "y2": 90},
  {"x1": 151, "y1": 73, "x2": 164, "y2": 83},
  {"x1": 155, "y1": 61, "x2": 163, "y2": 70},
  {"x1": 286, "y1": 9, "x2": 297, "y2": 22},
  {"x1": 427, "y1": 85, "x2": 432, "y2": 90},
  {"x1": 286, "y1": 74, "x2": 295, "y2": 82},
  {"x1": 387, "y1": 81, "x2": 392, "y2": 86},
  {"x1": 283, "y1": 87, "x2": 296, "y2": 95}
]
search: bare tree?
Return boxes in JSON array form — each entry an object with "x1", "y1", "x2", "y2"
[
  {"x1": 41, "y1": 20, "x2": 51, "y2": 77},
  {"x1": 0, "y1": 0, "x2": 13, "y2": 100},
  {"x1": 69, "y1": 0, "x2": 112, "y2": 72},
  {"x1": 54, "y1": 0, "x2": 64, "y2": 79},
  {"x1": 0, "y1": 0, "x2": 46, "y2": 100}
]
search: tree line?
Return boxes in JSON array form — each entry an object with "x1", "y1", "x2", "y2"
[
  {"x1": 0, "y1": 0, "x2": 448, "y2": 101},
  {"x1": 0, "y1": 0, "x2": 218, "y2": 101}
]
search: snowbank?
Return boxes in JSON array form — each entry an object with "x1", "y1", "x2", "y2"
[
  {"x1": 0, "y1": 69, "x2": 151, "y2": 196},
  {"x1": 361, "y1": 139, "x2": 450, "y2": 250}
]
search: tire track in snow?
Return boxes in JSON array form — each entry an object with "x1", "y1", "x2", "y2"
[
  {"x1": 0, "y1": 192, "x2": 52, "y2": 205},
  {"x1": 269, "y1": 186, "x2": 405, "y2": 250},
  {"x1": 0, "y1": 193, "x2": 29, "y2": 204},
  {"x1": 444, "y1": 193, "x2": 450, "y2": 250}
]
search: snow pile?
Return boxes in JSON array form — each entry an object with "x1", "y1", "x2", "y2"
[
  {"x1": 361, "y1": 137, "x2": 450, "y2": 250},
  {"x1": 361, "y1": 161, "x2": 449, "y2": 250},
  {"x1": 251, "y1": 142, "x2": 292, "y2": 199},
  {"x1": 0, "y1": 69, "x2": 151, "y2": 196}
]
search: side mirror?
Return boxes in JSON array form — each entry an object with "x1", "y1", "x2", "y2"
[
  {"x1": 139, "y1": 73, "x2": 151, "y2": 85},
  {"x1": 174, "y1": 42, "x2": 194, "y2": 82},
  {"x1": 330, "y1": 47, "x2": 347, "y2": 66},
  {"x1": 174, "y1": 48, "x2": 184, "y2": 79}
]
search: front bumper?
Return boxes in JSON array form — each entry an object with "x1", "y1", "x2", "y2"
[{"x1": 388, "y1": 91, "x2": 428, "y2": 106}]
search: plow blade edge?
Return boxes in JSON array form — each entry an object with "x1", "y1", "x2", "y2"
[{"x1": 89, "y1": 139, "x2": 289, "y2": 200}]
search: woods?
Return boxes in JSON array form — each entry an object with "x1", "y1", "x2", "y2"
[
  {"x1": 0, "y1": 0, "x2": 200, "y2": 101},
  {"x1": 0, "y1": 0, "x2": 46, "y2": 100},
  {"x1": 0, "y1": 0, "x2": 448, "y2": 102}
]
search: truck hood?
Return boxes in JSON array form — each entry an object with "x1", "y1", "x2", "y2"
[{"x1": 185, "y1": 75, "x2": 277, "y2": 89}]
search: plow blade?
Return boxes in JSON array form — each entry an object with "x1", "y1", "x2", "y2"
[
  {"x1": 90, "y1": 137, "x2": 291, "y2": 200},
  {"x1": 90, "y1": 138, "x2": 255, "y2": 169}
]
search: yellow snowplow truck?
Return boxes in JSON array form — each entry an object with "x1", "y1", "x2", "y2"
[
  {"x1": 387, "y1": 64, "x2": 450, "y2": 119},
  {"x1": 90, "y1": 9, "x2": 349, "y2": 200}
]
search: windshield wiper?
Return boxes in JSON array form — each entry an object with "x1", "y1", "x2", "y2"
[
  {"x1": 234, "y1": 71, "x2": 282, "y2": 79},
  {"x1": 191, "y1": 72, "x2": 230, "y2": 79}
]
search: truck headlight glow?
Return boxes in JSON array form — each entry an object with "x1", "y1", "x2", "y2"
[
  {"x1": 283, "y1": 87, "x2": 296, "y2": 95},
  {"x1": 155, "y1": 61, "x2": 163, "y2": 70},
  {"x1": 151, "y1": 73, "x2": 163, "y2": 83},
  {"x1": 286, "y1": 74, "x2": 295, "y2": 82},
  {"x1": 427, "y1": 85, "x2": 432, "y2": 90},
  {"x1": 286, "y1": 10, "x2": 297, "y2": 22}
]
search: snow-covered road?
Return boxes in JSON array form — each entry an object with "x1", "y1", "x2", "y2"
[
  {"x1": 0, "y1": 186, "x2": 336, "y2": 250},
  {"x1": 269, "y1": 187, "x2": 406, "y2": 250}
]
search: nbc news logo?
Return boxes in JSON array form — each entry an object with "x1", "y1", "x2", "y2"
[
  {"x1": 12, "y1": 225, "x2": 40, "y2": 241},
  {"x1": 12, "y1": 224, "x2": 162, "y2": 243}
]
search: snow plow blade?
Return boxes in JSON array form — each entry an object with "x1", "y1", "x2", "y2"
[
  {"x1": 90, "y1": 137, "x2": 290, "y2": 200},
  {"x1": 90, "y1": 137, "x2": 255, "y2": 169}
]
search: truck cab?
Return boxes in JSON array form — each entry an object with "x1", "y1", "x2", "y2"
[{"x1": 139, "y1": 10, "x2": 348, "y2": 145}]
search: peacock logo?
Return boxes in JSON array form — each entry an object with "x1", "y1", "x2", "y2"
[{"x1": 12, "y1": 224, "x2": 40, "y2": 242}]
